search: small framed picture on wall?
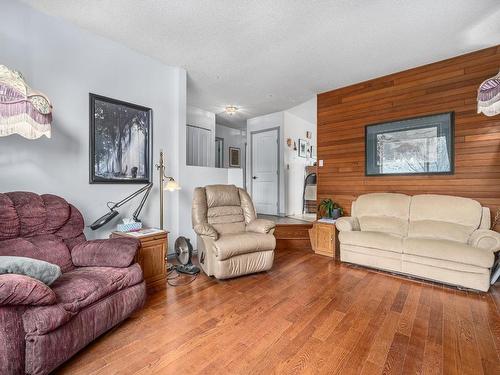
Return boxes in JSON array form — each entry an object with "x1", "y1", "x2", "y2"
[
  {"x1": 229, "y1": 147, "x2": 241, "y2": 167},
  {"x1": 298, "y1": 139, "x2": 308, "y2": 158}
]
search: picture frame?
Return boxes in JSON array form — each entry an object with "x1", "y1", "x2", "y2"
[
  {"x1": 298, "y1": 139, "x2": 307, "y2": 158},
  {"x1": 89, "y1": 93, "x2": 152, "y2": 184},
  {"x1": 365, "y1": 112, "x2": 454, "y2": 176},
  {"x1": 229, "y1": 147, "x2": 241, "y2": 167},
  {"x1": 311, "y1": 145, "x2": 317, "y2": 159}
]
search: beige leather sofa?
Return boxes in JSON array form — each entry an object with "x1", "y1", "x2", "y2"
[
  {"x1": 336, "y1": 193, "x2": 500, "y2": 292},
  {"x1": 192, "y1": 184, "x2": 276, "y2": 279}
]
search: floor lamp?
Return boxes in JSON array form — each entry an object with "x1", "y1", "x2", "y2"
[{"x1": 156, "y1": 150, "x2": 180, "y2": 230}]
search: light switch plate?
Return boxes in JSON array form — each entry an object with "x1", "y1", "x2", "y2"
[{"x1": 319, "y1": 160, "x2": 324, "y2": 167}]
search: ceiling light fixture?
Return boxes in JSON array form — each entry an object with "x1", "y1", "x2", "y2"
[{"x1": 225, "y1": 105, "x2": 238, "y2": 115}]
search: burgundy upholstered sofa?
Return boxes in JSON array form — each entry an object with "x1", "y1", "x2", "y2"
[{"x1": 0, "y1": 192, "x2": 146, "y2": 375}]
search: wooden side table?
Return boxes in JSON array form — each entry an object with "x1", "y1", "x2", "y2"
[
  {"x1": 111, "y1": 229, "x2": 168, "y2": 292},
  {"x1": 308, "y1": 221, "x2": 339, "y2": 259}
]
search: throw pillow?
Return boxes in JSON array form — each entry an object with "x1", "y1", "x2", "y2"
[{"x1": 0, "y1": 256, "x2": 62, "y2": 285}]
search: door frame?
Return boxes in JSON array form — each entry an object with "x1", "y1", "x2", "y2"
[{"x1": 250, "y1": 126, "x2": 280, "y2": 215}]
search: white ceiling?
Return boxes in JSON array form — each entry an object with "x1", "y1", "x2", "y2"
[{"x1": 22, "y1": 0, "x2": 500, "y2": 128}]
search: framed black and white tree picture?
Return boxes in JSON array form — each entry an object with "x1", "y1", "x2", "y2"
[
  {"x1": 365, "y1": 112, "x2": 454, "y2": 176},
  {"x1": 89, "y1": 93, "x2": 152, "y2": 184}
]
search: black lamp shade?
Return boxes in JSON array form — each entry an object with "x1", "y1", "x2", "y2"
[{"x1": 90, "y1": 210, "x2": 119, "y2": 230}]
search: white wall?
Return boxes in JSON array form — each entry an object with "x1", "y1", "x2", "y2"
[
  {"x1": 187, "y1": 106, "x2": 216, "y2": 167},
  {"x1": 246, "y1": 112, "x2": 285, "y2": 215},
  {"x1": 215, "y1": 124, "x2": 246, "y2": 169},
  {"x1": 0, "y1": 1, "x2": 186, "y2": 249},
  {"x1": 284, "y1": 98, "x2": 317, "y2": 216},
  {"x1": 227, "y1": 168, "x2": 244, "y2": 187},
  {"x1": 285, "y1": 97, "x2": 317, "y2": 125},
  {"x1": 283, "y1": 112, "x2": 316, "y2": 216}
]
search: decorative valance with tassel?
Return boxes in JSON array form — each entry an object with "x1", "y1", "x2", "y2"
[
  {"x1": 0, "y1": 65, "x2": 52, "y2": 139},
  {"x1": 477, "y1": 71, "x2": 500, "y2": 117}
]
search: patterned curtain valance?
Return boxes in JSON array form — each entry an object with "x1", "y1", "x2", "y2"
[
  {"x1": 477, "y1": 71, "x2": 500, "y2": 117},
  {"x1": 0, "y1": 65, "x2": 52, "y2": 139}
]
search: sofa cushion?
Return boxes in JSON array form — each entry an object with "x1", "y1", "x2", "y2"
[
  {"x1": 341, "y1": 244, "x2": 402, "y2": 260},
  {"x1": 207, "y1": 206, "x2": 243, "y2": 218},
  {"x1": 0, "y1": 274, "x2": 56, "y2": 305},
  {"x1": 207, "y1": 206, "x2": 245, "y2": 224},
  {"x1": 51, "y1": 264, "x2": 143, "y2": 312},
  {"x1": 22, "y1": 264, "x2": 143, "y2": 335},
  {"x1": 0, "y1": 235, "x2": 73, "y2": 273},
  {"x1": 71, "y1": 238, "x2": 139, "y2": 268},
  {"x1": 0, "y1": 193, "x2": 20, "y2": 240},
  {"x1": 407, "y1": 220, "x2": 474, "y2": 243},
  {"x1": 208, "y1": 204, "x2": 246, "y2": 234},
  {"x1": 353, "y1": 193, "x2": 410, "y2": 236},
  {"x1": 0, "y1": 192, "x2": 85, "y2": 241},
  {"x1": 403, "y1": 237, "x2": 494, "y2": 269},
  {"x1": 338, "y1": 231, "x2": 403, "y2": 253},
  {"x1": 357, "y1": 216, "x2": 408, "y2": 237},
  {"x1": 5, "y1": 192, "x2": 46, "y2": 237},
  {"x1": 214, "y1": 233, "x2": 276, "y2": 261},
  {"x1": 212, "y1": 222, "x2": 246, "y2": 235},
  {"x1": 408, "y1": 195, "x2": 482, "y2": 243},
  {"x1": 205, "y1": 184, "x2": 240, "y2": 208},
  {"x1": 24, "y1": 283, "x2": 146, "y2": 375},
  {"x1": 402, "y1": 254, "x2": 488, "y2": 274}
]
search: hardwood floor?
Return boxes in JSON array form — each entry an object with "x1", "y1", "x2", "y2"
[{"x1": 56, "y1": 248, "x2": 500, "y2": 375}]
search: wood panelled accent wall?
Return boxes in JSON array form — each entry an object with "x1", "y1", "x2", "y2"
[{"x1": 317, "y1": 46, "x2": 500, "y2": 223}]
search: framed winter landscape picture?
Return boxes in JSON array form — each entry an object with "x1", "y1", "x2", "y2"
[
  {"x1": 365, "y1": 112, "x2": 454, "y2": 176},
  {"x1": 89, "y1": 94, "x2": 152, "y2": 184}
]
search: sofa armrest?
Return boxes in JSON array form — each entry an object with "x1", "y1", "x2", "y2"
[
  {"x1": 335, "y1": 217, "x2": 360, "y2": 232},
  {"x1": 246, "y1": 219, "x2": 276, "y2": 234},
  {"x1": 71, "y1": 237, "x2": 139, "y2": 268},
  {"x1": 194, "y1": 223, "x2": 219, "y2": 240},
  {"x1": 0, "y1": 274, "x2": 56, "y2": 306},
  {"x1": 469, "y1": 229, "x2": 500, "y2": 252}
]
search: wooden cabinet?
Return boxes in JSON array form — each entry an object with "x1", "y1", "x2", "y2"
[
  {"x1": 308, "y1": 221, "x2": 339, "y2": 259},
  {"x1": 111, "y1": 230, "x2": 168, "y2": 292}
]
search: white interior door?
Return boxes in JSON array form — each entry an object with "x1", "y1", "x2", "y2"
[{"x1": 252, "y1": 128, "x2": 278, "y2": 215}]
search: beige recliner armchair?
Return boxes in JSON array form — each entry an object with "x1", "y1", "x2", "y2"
[{"x1": 192, "y1": 184, "x2": 276, "y2": 279}]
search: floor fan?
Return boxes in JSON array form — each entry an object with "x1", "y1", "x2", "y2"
[{"x1": 174, "y1": 237, "x2": 200, "y2": 275}]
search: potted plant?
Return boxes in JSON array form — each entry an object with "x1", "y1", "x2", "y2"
[{"x1": 318, "y1": 198, "x2": 344, "y2": 219}]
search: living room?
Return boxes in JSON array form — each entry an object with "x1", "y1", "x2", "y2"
[{"x1": 1, "y1": 1, "x2": 499, "y2": 374}]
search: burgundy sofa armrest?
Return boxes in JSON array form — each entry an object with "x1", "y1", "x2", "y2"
[
  {"x1": 0, "y1": 274, "x2": 56, "y2": 306},
  {"x1": 71, "y1": 237, "x2": 140, "y2": 268}
]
